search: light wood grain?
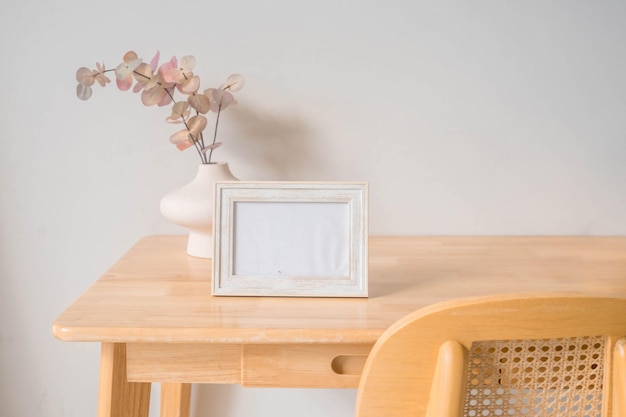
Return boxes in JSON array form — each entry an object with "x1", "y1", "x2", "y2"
[
  {"x1": 52, "y1": 236, "x2": 626, "y2": 415},
  {"x1": 355, "y1": 294, "x2": 626, "y2": 417},
  {"x1": 241, "y1": 343, "x2": 372, "y2": 388},
  {"x1": 160, "y1": 383, "x2": 190, "y2": 417},
  {"x1": 614, "y1": 338, "x2": 626, "y2": 417},
  {"x1": 53, "y1": 235, "x2": 626, "y2": 344},
  {"x1": 425, "y1": 341, "x2": 468, "y2": 417},
  {"x1": 126, "y1": 344, "x2": 241, "y2": 383},
  {"x1": 98, "y1": 343, "x2": 151, "y2": 417}
]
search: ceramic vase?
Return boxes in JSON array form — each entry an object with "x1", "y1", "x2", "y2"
[{"x1": 160, "y1": 162, "x2": 238, "y2": 258}]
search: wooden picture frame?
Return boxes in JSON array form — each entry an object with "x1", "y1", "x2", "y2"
[{"x1": 212, "y1": 181, "x2": 368, "y2": 297}]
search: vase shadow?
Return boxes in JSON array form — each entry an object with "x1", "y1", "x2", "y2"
[{"x1": 225, "y1": 104, "x2": 321, "y2": 180}]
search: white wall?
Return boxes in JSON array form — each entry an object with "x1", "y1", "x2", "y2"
[{"x1": 1, "y1": 1, "x2": 625, "y2": 416}]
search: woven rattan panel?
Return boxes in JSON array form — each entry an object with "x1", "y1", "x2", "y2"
[{"x1": 463, "y1": 336, "x2": 604, "y2": 417}]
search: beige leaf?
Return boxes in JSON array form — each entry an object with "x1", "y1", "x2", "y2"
[
  {"x1": 179, "y1": 55, "x2": 196, "y2": 71},
  {"x1": 204, "y1": 88, "x2": 217, "y2": 103},
  {"x1": 174, "y1": 101, "x2": 190, "y2": 112},
  {"x1": 123, "y1": 51, "x2": 139, "y2": 62},
  {"x1": 166, "y1": 101, "x2": 190, "y2": 122},
  {"x1": 133, "y1": 63, "x2": 153, "y2": 83},
  {"x1": 76, "y1": 67, "x2": 95, "y2": 86},
  {"x1": 187, "y1": 115, "x2": 208, "y2": 135},
  {"x1": 178, "y1": 76, "x2": 200, "y2": 94},
  {"x1": 141, "y1": 86, "x2": 164, "y2": 106},
  {"x1": 222, "y1": 74, "x2": 244, "y2": 92},
  {"x1": 188, "y1": 94, "x2": 211, "y2": 114}
]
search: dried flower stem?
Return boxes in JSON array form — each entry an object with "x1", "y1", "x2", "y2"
[{"x1": 208, "y1": 104, "x2": 223, "y2": 164}]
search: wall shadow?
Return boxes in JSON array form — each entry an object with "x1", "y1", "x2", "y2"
[{"x1": 226, "y1": 104, "x2": 322, "y2": 180}]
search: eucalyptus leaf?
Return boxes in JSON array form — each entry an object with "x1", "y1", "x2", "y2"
[
  {"x1": 200, "y1": 142, "x2": 223, "y2": 153},
  {"x1": 76, "y1": 84, "x2": 93, "y2": 100}
]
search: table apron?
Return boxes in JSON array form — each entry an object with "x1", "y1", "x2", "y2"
[{"x1": 126, "y1": 342, "x2": 374, "y2": 388}]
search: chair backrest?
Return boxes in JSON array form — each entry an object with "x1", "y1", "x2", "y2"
[{"x1": 354, "y1": 293, "x2": 626, "y2": 417}]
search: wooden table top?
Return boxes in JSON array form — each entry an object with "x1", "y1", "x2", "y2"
[{"x1": 52, "y1": 235, "x2": 626, "y2": 344}]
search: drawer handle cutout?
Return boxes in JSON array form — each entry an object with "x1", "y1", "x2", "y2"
[{"x1": 331, "y1": 355, "x2": 368, "y2": 375}]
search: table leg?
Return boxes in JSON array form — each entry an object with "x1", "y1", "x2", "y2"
[
  {"x1": 160, "y1": 383, "x2": 191, "y2": 417},
  {"x1": 98, "y1": 343, "x2": 151, "y2": 417}
]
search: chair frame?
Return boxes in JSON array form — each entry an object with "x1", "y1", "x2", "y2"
[{"x1": 355, "y1": 293, "x2": 626, "y2": 417}]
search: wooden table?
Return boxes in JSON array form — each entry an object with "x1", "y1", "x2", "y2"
[{"x1": 52, "y1": 235, "x2": 626, "y2": 417}]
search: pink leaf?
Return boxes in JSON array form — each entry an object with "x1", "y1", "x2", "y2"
[
  {"x1": 200, "y1": 142, "x2": 222, "y2": 153},
  {"x1": 169, "y1": 129, "x2": 191, "y2": 144},
  {"x1": 159, "y1": 60, "x2": 177, "y2": 80},
  {"x1": 163, "y1": 67, "x2": 177, "y2": 84},
  {"x1": 209, "y1": 89, "x2": 236, "y2": 111},
  {"x1": 176, "y1": 142, "x2": 194, "y2": 151},
  {"x1": 116, "y1": 75, "x2": 133, "y2": 91},
  {"x1": 93, "y1": 63, "x2": 111, "y2": 87},
  {"x1": 149, "y1": 51, "x2": 160, "y2": 72},
  {"x1": 218, "y1": 91, "x2": 236, "y2": 108},
  {"x1": 157, "y1": 91, "x2": 173, "y2": 107},
  {"x1": 94, "y1": 71, "x2": 111, "y2": 87}
]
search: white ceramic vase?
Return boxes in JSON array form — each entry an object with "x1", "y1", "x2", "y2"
[{"x1": 160, "y1": 162, "x2": 238, "y2": 258}]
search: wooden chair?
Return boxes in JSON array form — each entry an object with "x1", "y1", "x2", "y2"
[{"x1": 355, "y1": 293, "x2": 626, "y2": 417}]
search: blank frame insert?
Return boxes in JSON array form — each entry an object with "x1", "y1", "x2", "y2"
[
  {"x1": 232, "y1": 201, "x2": 350, "y2": 277},
  {"x1": 212, "y1": 181, "x2": 368, "y2": 297}
]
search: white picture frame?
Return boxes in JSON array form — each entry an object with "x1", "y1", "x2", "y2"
[{"x1": 212, "y1": 181, "x2": 368, "y2": 297}]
